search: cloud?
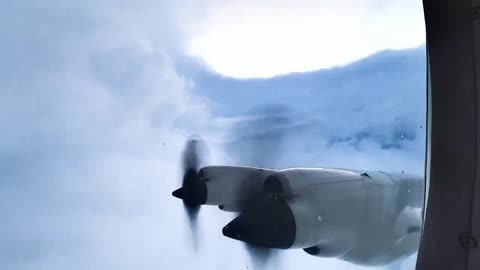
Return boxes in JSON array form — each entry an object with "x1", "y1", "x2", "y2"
[
  {"x1": 0, "y1": 1, "x2": 238, "y2": 270},
  {"x1": 187, "y1": 47, "x2": 427, "y2": 175},
  {"x1": 0, "y1": 1, "x2": 424, "y2": 270}
]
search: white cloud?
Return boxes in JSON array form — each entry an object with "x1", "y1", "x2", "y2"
[
  {"x1": 0, "y1": 1, "x2": 239, "y2": 270},
  {"x1": 187, "y1": 0, "x2": 425, "y2": 78}
]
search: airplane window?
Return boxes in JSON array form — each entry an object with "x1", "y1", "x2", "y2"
[{"x1": 0, "y1": 1, "x2": 425, "y2": 270}]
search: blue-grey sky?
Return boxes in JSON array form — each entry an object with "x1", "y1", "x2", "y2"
[{"x1": 1, "y1": 1, "x2": 425, "y2": 270}]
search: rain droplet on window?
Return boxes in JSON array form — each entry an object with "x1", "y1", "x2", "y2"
[{"x1": 400, "y1": 134, "x2": 405, "y2": 139}]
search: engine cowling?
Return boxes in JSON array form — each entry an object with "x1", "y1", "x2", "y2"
[
  {"x1": 302, "y1": 226, "x2": 356, "y2": 258},
  {"x1": 199, "y1": 166, "x2": 275, "y2": 210},
  {"x1": 222, "y1": 195, "x2": 355, "y2": 251},
  {"x1": 287, "y1": 198, "x2": 356, "y2": 253},
  {"x1": 222, "y1": 198, "x2": 297, "y2": 249},
  {"x1": 221, "y1": 168, "x2": 364, "y2": 252}
]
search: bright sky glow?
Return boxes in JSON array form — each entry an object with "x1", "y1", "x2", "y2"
[{"x1": 187, "y1": 0, "x2": 425, "y2": 78}]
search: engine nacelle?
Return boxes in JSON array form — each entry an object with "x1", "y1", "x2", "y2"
[
  {"x1": 263, "y1": 168, "x2": 363, "y2": 198},
  {"x1": 222, "y1": 196, "x2": 356, "y2": 253},
  {"x1": 303, "y1": 241, "x2": 353, "y2": 258},
  {"x1": 287, "y1": 199, "x2": 356, "y2": 252},
  {"x1": 199, "y1": 166, "x2": 275, "y2": 210},
  {"x1": 222, "y1": 168, "x2": 364, "y2": 252},
  {"x1": 302, "y1": 225, "x2": 355, "y2": 258}
]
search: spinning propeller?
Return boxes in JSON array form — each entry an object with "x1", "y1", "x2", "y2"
[
  {"x1": 172, "y1": 138, "x2": 207, "y2": 247},
  {"x1": 172, "y1": 105, "x2": 295, "y2": 267}
]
